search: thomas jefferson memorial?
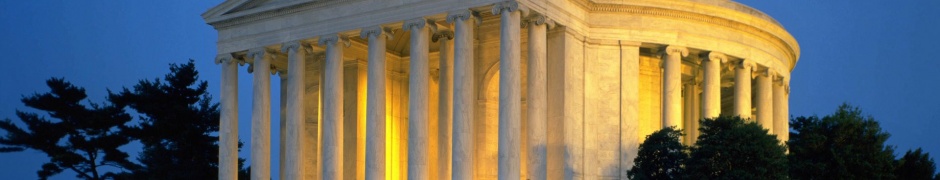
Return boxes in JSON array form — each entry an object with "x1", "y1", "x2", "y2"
[{"x1": 202, "y1": 0, "x2": 799, "y2": 179}]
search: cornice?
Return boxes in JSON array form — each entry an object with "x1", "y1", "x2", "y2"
[{"x1": 564, "y1": 0, "x2": 798, "y2": 70}]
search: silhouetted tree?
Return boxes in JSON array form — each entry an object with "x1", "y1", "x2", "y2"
[
  {"x1": 788, "y1": 103, "x2": 896, "y2": 179},
  {"x1": 110, "y1": 60, "x2": 247, "y2": 179},
  {"x1": 0, "y1": 78, "x2": 136, "y2": 179},
  {"x1": 685, "y1": 116, "x2": 788, "y2": 179},
  {"x1": 628, "y1": 127, "x2": 687, "y2": 180},
  {"x1": 896, "y1": 148, "x2": 938, "y2": 179}
]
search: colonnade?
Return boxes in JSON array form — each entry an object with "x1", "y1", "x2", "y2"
[
  {"x1": 215, "y1": 1, "x2": 790, "y2": 180},
  {"x1": 666, "y1": 49, "x2": 791, "y2": 144}
]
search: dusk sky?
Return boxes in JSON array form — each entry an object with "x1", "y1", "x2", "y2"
[{"x1": 1, "y1": 0, "x2": 938, "y2": 179}]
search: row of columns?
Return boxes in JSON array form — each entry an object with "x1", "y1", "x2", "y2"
[
  {"x1": 661, "y1": 47, "x2": 790, "y2": 141},
  {"x1": 215, "y1": 2, "x2": 789, "y2": 180}
]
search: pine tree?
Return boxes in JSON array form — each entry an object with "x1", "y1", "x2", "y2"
[
  {"x1": 0, "y1": 78, "x2": 135, "y2": 179},
  {"x1": 110, "y1": 60, "x2": 246, "y2": 179},
  {"x1": 896, "y1": 148, "x2": 937, "y2": 180}
]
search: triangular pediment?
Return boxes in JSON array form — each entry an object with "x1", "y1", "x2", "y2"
[{"x1": 202, "y1": 0, "x2": 316, "y2": 26}]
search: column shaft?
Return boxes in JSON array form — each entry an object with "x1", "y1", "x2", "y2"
[
  {"x1": 219, "y1": 56, "x2": 238, "y2": 180},
  {"x1": 526, "y1": 16, "x2": 548, "y2": 180},
  {"x1": 494, "y1": 3, "x2": 523, "y2": 180},
  {"x1": 437, "y1": 31, "x2": 455, "y2": 180},
  {"x1": 662, "y1": 46, "x2": 687, "y2": 129},
  {"x1": 447, "y1": 10, "x2": 475, "y2": 180},
  {"x1": 363, "y1": 27, "x2": 388, "y2": 180},
  {"x1": 249, "y1": 49, "x2": 272, "y2": 180},
  {"x1": 320, "y1": 35, "x2": 345, "y2": 180},
  {"x1": 692, "y1": 85, "x2": 701, "y2": 141},
  {"x1": 756, "y1": 70, "x2": 773, "y2": 130},
  {"x1": 683, "y1": 83, "x2": 694, "y2": 143},
  {"x1": 702, "y1": 53, "x2": 723, "y2": 119},
  {"x1": 405, "y1": 18, "x2": 431, "y2": 180},
  {"x1": 283, "y1": 42, "x2": 307, "y2": 180},
  {"x1": 773, "y1": 79, "x2": 789, "y2": 142},
  {"x1": 734, "y1": 61, "x2": 753, "y2": 119},
  {"x1": 279, "y1": 74, "x2": 286, "y2": 180}
]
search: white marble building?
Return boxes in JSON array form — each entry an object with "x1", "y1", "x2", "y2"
[{"x1": 202, "y1": 0, "x2": 799, "y2": 179}]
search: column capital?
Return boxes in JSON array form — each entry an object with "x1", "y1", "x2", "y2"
[
  {"x1": 524, "y1": 13, "x2": 555, "y2": 29},
  {"x1": 281, "y1": 41, "x2": 305, "y2": 53},
  {"x1": 318, "y1": 34, "x2": 349, "y2": 47},
  {"x1": 705, "y1": 51, "x2": 728, "y2": 63},
  {"x1": 247, "y1": 48, "x2": 278, "y2": 74},
  {"x1": 215, "y1": 53, "x2": 237, "y2": 65},
  {"x1": 360, "y1": 26, "x2": 393, "y2": 40},
  {"x1": 446, "y1": 10, "x2": 481, "y2": 26},
  {"x1": 492, "y1": 1, "x2": 528, "y2": 16},
  {"x1": 403, "y1": 17, "x2": 429, "y2": 32},
  {"x1": 664, "y1": 45, "x2": 689, "y2": 57},
  {"x1": 247, "y1": 47, "x2": 271, "y2": 60},
  {"x1": 756, "y1": 67, "x2": 774, "y2": 77},
  {"x1": 432, "y1": 30, "x2": 454, "y2": 42},
  {"x1": 735, "y1": 59, "x2": 756, "y2": 70}
]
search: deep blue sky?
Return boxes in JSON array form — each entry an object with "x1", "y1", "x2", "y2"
[{"x1": 1, "y1": 0, "x2": 938, "y2": 179}]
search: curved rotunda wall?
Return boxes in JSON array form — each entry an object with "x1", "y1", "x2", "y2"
[{"x1": 205, "y1": 0, "x2": 799, "y2": 179}]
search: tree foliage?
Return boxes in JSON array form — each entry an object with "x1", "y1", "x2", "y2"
[
  {"x1": 628, "y1": 127, "x2": 687, "y2": 180},
  {"x1": 895, "y1": 148, "x2": 938, "y2": 180},
  {"x1": 110, "y1": 60, "x2": 246, "y2": 179},
  {"x1": 788, "y1": 103, "x2": 896, "y2": 180},
  {"x1": 0, "y1": 78, "x2": 135, "y2": 179},
  {"x1": 685, "y1": 116, "x2": 788, "y2": 179}
]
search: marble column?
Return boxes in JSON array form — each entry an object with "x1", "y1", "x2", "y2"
[
  {"x1": 447, "y1": 10, "x2": 476, "y2": 180},
  {"x1": 282, "y1": 41, "x2": 307, "y2": 180},
  {"x1": 692, "y1": 84, "x2": 701, "y2": 141},
  {"x1": 405, "y1": 17, "x2": 431, "y2": 180},
  {"x1": 773, "y1": 77, "x2": 789, "y2": 142},
  {"x1": 217, "y1": 55, "x2": 238, "y2": 180},
  {"x1": 248, "y1": 48, "x2": 272, "y2": 180},
  {"x1": 702, "y1": 52, "x2": 725, "y2": 119},
  {"x1": 435, "y1": 29, "x2": 455, "y2": 180},
  {"x1": 526, "y1": 14, "x2": 549, "y2": 180},
  {"x1": 683, "y1": 82, "x2": 694, "y2": 143},
  {"x1": 320, "y1": 34, "x2": 346, "y2": 180},
  {"x1": 734, "y1": 60, "x2": 754, "y2": 119},
  {"x1": 755, "y1": 69, "x2": 773, "y2": 130},
  {"x1": 362, "y1": 26, "x2": 389, "y2": 180},
  {"x1": 662, "y1": 46, "x2": 688, "y2": 129},
  {"x1": 494, "y1": 2, "x2": 523, "y2": 180},
  {"x1": 279, "y1": 73, "x2": 286, "y2": 180}
]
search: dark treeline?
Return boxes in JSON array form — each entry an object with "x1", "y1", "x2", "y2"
[
  {"x1": 628, "y1": 104, "x2": 940, "y2": 180},
  {"x1": 0, "y1": 60, "x2": 249, "y2": 179}
]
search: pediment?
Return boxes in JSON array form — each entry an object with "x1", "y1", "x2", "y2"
[{"x1": 202, "y1": 0, "x2": 322, "y2": 27}]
